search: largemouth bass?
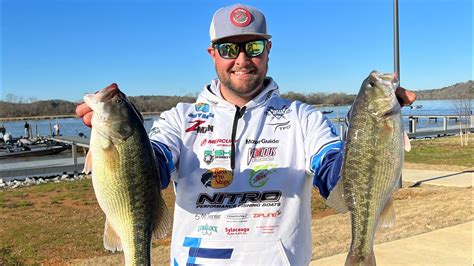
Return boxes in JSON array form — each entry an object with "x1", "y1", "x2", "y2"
[
  {"x1": 83, "y1": 84, "x2": 171, "y2": 265},
  {"x1": 327, "y1": 71, "x2": 410, "y2": 266}
]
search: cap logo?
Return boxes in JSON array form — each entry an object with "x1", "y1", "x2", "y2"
[{"x1": 230, "y1": 8, "x2": 252, "y2": 27}]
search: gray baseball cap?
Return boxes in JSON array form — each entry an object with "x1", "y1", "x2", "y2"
[{"x1": 209, "y1": 4, "x2": 272, "y2": 43}]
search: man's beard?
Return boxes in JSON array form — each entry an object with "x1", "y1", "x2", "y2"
[{"x1": 216, "y1": 65, "x2": 267, "y2": 97}]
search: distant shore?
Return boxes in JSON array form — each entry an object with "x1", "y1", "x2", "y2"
[{"x1": 0, "y1": 112, "x2": 164, "y2": 122}]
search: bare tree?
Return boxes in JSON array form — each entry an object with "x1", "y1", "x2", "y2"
[{"x1": 453, "y1": 90, "x2": 473, "y2": 146}]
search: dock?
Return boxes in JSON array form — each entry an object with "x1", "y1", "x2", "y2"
[
  {"x1": 0, "y1": 136, "x2": 90, "y2": 180},
  {"x1": 404, "y1": 114, "x2": 473, "y2": 139},
  {"x1": 0, "y1": 157, "x2": 85, "y2": 179}
]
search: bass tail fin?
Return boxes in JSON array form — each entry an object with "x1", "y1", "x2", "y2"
[{"x1": 345, "y1": 250, "x2": 376, "y2": 266}]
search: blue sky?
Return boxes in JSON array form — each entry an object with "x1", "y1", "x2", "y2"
[{"x1": 2, "y1": 0, "x2": 472, "y2": 102}]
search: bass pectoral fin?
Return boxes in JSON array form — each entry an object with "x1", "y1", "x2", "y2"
[
  {"x1": 82, "y1": 150, "x2": 92, "y2": 174},
  {"x1": 378, "y1": 197, "x2": 396, "y2": 228},
  {"x1": 326, "y1": 179, "x2": 349, "y2": 213},
  {"x1": 152, "y1": 192, "x2": 172, "y2": 240},
  {"x1": 404, "y1": 131, "x2": 411, "y2": 152},
  {"x1": 103, "y1": 219, "x2": 123, "y2": 252}
]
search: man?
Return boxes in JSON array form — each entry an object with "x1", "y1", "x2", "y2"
[
  {"x1": 24, "y1": 121, "x2": 30, "y2": 139},
  {"x1": 77, "y1": 4, "x2": 416, "y2": 265}
]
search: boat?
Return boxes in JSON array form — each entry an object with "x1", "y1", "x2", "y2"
[
  {"x1": 0, "y1": 141, "x2": 71, "y2": 159},
  {"x1": 409, "y1": 105, "x2": 423, "y2": 109}
]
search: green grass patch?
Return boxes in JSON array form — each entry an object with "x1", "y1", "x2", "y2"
[{"x1": 405, "y1": 136, "x2": 474, "y2": 167}]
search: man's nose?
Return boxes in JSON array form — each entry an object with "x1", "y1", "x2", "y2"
[{"x1": 234, "y1": 50, "x2": 251, "y2": 65}]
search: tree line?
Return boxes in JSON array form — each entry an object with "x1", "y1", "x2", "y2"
[
  {"x1": 1, "y1": 80, "x2": 472, "y2": 118},
  {"x1": 0, "y1": 92, "x2": 356, "y2": 118},
  {"x1": 415, "y1": 80, "x2": 473, "y2": 100}
]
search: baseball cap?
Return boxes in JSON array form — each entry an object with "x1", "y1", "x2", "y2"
[{"x1": 209, "y1": 4, "x2": 272, "y2": 43}]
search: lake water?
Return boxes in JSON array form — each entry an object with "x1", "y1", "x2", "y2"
[{"x1": 0, "y1": 100, "x2": 472, "y2": 139}]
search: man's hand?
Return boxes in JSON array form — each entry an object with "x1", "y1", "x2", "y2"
[
  {"x1": 75, "y1": 83, "x2": 119, "y2": 127},
  {"x1": 395, "y1": 87, "x2": 417, "y2": 107},
  {"x1": 76, "y1": 102, "x2": 93, "y2": 127}
]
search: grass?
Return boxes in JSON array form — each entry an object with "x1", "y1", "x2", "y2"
[
  {"x1": 405, "y1": 135, "x2": 474, "y2": 168},
  {"x1": 0, "y1": 135, "x2": 471, "y2": 264}
]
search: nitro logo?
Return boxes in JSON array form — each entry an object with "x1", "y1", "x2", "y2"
[
  {"x1": 245, "y1": 139, "x2": 279, "y2": 145},
  {"x1": 266, "y1": 106, "x2": 291, "y2": 120},
  {"x1": 186, "y1": 120, "x2": 214, "y2": 134},
  {"x1": 197, "y1": 224, "x2": 217, "y2": 235},
  {"x1": 225, "y1": 227, "x2": 249, "y2": 235},
  {"x1": 196, "y1": 190, "x2": 282, "y2": 209},
  {"x1": 253, "y1": 210, "x2": 281, "y2": 218},
  {"x1": 247, "y1": 147, "x2": 277, "y2": 165}
]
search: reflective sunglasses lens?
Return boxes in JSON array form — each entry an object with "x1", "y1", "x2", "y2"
[
  {"x1": 218, "y1": 43, "x2": 240, "y2": 59},
  {"x1": 245, "y1": 40, "x2": 265, "y2": 57}
]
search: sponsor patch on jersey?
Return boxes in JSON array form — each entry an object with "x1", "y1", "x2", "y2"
[
  {"x1": 225, "y1": 227, "x2": 250, "y2": 235},
  {"x1": 201, "y1": 138, "x2": 237, "y2": 147},
  {"x1": 253, "y1": 210, "x2": 281, "y2": 218},
  {"x1": 248, "y1": 164, "x2": 277, "y2": 188},
  {"x1": 201, "y1": 168, "x2": 233, "y2": 188},
  {"x1": 195, "y1": 102, "x2": 210, "y2": 112},
  {"x1": 256, "y1": 224, "x2": 279, "y2": 234},
  {"x1": 247, "y1": 147, "x2": 277, "y2": 165},
  {"x1": 194, "y1": 213, "x2": 221, "y2": 220},
  {"x1": 186, "y1": 120, "x2": 214, "y2": 134},
  {"x1": 197, "y1": 223, "x2": 218, "y2": 235},
  {"x1": 266, "y1": 105, "x2": 292, "y2": 120},
  {"x1": 266, "y1": 120, "x2": 291, "y2": 132},
  {"x1": 225, "y1": 213, "x2": 249, "y2": 223},
  {"x1": 196, "y1": 190, "x2": 282, "y2": 209},
  {"x1": 188, "y1": 112, "x2": 215, "y2": 119},
  {"x1": 245, "y1": 138, "x2": 279, "y2": 145},
  {"x1": 203, "y1": 149, "x2": 231, "y2": 164}
]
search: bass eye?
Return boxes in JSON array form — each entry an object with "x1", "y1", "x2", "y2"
[
  {"x1": 369, "y1": 81, "x2": 375, "y2": 87},
  {"x1": 116, "y1": 98, "x2": 123, "y2": 105}
]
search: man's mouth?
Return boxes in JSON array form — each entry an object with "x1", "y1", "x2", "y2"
[{"x1": 231, "y1": 69, "x2": 255, "y2": 76}]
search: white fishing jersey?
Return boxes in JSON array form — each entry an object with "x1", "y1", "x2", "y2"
[{"x1": 149, "y1": 77, "x2": 343, "y2": 266}]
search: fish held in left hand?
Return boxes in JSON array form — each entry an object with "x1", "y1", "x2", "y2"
[
  {"x1": 83, "y1": 84, "x2": 171, "y2": 265},
  {"x1": 327, "y1": 71, "x2": 411, "y2": 266}
]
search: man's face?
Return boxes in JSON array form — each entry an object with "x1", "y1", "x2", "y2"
[{"x1": 208, "y1": 35, "x2": 272, "y2": 101}]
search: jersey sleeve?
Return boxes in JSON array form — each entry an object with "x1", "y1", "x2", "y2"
[
  {"x1": 300, "y1": 104, "x2": 344, "y2": 198},
  {"x1": 149, "y1": 106, "x2": 183, "y2": 189}
]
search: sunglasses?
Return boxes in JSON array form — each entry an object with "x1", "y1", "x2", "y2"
[{"x1": 213, "y1": 39, "x2": 268, "y2": 59}]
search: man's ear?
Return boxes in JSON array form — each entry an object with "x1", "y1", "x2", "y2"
[
  {"x1": 207, "y1": 46, "x2": 216, "y2": 61},
  {"x1": 266, "y1": 41, "x2": 272, "y2": 55}
]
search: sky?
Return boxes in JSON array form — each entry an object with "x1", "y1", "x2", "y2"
[{"x1": 1, "y1": 0, "x2": 472, "y2": 102}]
